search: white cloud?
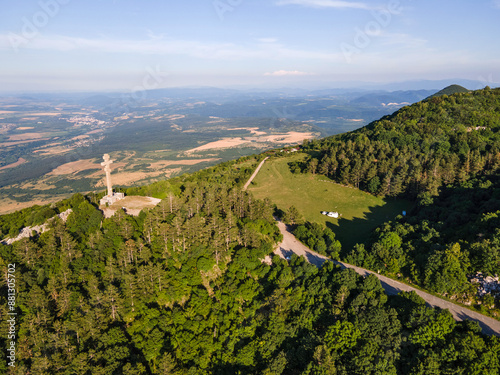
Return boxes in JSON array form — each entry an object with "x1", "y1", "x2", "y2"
[
  {"x1": 377, "y1": 32, "x2": 428, "y2": 48},
  {"x1": 0, "y1": 33, "x2": 343, "y2": 62},
  {"x1": 276, "y1": 0, "x2": 372, "y2": 10},
  {"x1": 264, "y1": 70, "x2": 314, "y2": 76},
  {"x1": 257, "y1": 37, "x2": 279, "y2": 43},
  {"x1": 145, "y1": 29, "x2": 166, "y2": 41}
]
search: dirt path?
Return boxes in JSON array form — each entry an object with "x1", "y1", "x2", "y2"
[
  {"x1": 274, "y1": 220, "x2": 500, "y2": 336},
  {"x1": 243, "y1": 157, "x2": 269, "y2": 191}
]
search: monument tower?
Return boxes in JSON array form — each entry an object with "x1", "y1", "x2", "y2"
[{"x1": 99, "y1": 154, "x2": 125, "y2": 206}]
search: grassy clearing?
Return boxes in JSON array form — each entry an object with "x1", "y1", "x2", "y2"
[{"x1": 248, "y1": 154, "x2": 413, "y2": 252}]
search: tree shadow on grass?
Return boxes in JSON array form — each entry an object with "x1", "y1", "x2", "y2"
[
  {"x1": 455, "y1": 311, "x2": 500, "y2": 336},
  {"x1": 325, "y1": 197, "x2": 413, "y2": 257}
]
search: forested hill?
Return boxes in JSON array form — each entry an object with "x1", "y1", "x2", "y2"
[
  {"x1": 300, "y1": 87, "x2": 500, "y2": 199},
  {"x1": 427, "y1": 84, "x2": 470, "y2": 99},
  {"x1": 2, "y1": 89, "x2": 500, "y2": 374},
  {"x1": 1, "y1": 158, "x2": 500, "y2": 374},
  {"x1": 294, "y1": 87, "x2": 500, "y2": 315}
]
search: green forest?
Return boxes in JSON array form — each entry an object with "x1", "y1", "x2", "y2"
[
  {"x1": 292, "y1": 87, "x2": 500, "y2": 310},
  {"x1": 2, "y1": 88, "x2": 500, "y2": 374},
  {"x1": 297, "y1": 87, "x2": 500, "y2": 198}
]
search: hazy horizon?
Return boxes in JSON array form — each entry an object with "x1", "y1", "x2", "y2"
[
  {"x1": 1, "y1": 78, "x2": 498, "y2": 97},
  {"x1": 1, "y1": 0, "x2": 500, "y2": 92}
]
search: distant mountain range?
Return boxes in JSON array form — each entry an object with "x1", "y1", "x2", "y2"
[{"x1": 350, "y1": 89, "x2": 434, "y2": 107}]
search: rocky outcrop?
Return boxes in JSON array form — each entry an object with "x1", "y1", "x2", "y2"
[
  {"x1": 469, "y1": 272, "x2": 500, "y2": 297},
  {"x1": 1, "y1": 209, "x2": 72, "y2": 245}
]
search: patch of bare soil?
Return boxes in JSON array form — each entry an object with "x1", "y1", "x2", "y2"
[
  {"x1": 167, "y1": 114, "x2": 185, "y2": 120},
  {"x1": 29, "y1": 112, "x2": 61, "y2": 116},
  {"x1": 48, "y1": 159, "x2": 101, "y2": 176},
  {"x1": 186, "y1": 137, "x2": 248, "y2": 152},
  {"x1": 34, "y1": 146, "x2": 72, "y2": 155},
  {"x1": 231, "y1": 127, "x2": 267, "y2": 135},
  {"x1": 18, "y1": 180, "x2": 57, "y2": 191},
  {"x1": 148, "y1": 158, "x2": 220, "y2": 170},
  {"x1": 95, "y1": 171, "x2": 160, "y2": 186},
  {"x1": 0, "y1": 138, "x2": 51, "y2": 147},
  {"x1": 93, "y1": 168, "x2": 181, "y2": 187},
  {"x1": 8, "y1": 132, "x2": 49, "y2": 141},
  {"x1": 38, "y1": 141, "x2": 62, "y2": 148},
  {"x1": 186, "y1": 131, "x2": 316, "y2": 153},
  {"x1": 0, "y1": 197, "x2": 61, "y2": 215},
  {"x1": 206, "y1": 118, "x2": 228, "y2": 124},
  {"x1": 101, "y1": 196, "x2": 162, "y2": 217},
  {"x1": 257, "y1": 131, "x2": 316, "y2": 143},
  {"x1": 70, "y1": 135, "x2": 89, "y2": 141},
  {"x1": 121, "y1": 151, "x2": 136, "y2": 162},
  {"x1": 87, "y1": 129, "x2": 104, "y2": 134},
  {"x1": 0, "y1": 158, "x2": 26, "y2": 171}
]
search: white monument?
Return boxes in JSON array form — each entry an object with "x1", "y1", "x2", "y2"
[{"x1": 99, "y1": 154, "x2": 125, "y2": 206}]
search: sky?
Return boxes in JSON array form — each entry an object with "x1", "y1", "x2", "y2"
[{"x1": 0, "y1": 0, "x2": 499, "y2": 92}]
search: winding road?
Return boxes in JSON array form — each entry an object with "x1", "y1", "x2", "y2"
[
  {"x1": 243, "y1": 155, "x2": 500, "y2": 336},
  {"x1": 274, "y1": 220, "x2": 500, "y2": 336}
]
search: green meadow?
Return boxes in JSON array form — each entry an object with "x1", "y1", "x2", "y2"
[{"x1": 248, "y1": 154, "x2": 413, "y2": 252}]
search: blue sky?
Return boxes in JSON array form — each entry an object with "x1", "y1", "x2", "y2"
[{"x1": 1, "y1": 0, "x2": 499, "y2": 92}]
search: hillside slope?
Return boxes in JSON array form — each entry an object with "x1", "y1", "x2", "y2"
[
  {"x1": 2, "y1": 90, "x2": 500, "y2": 373},
  {"x1": 301, "y1": 87, "x2": 500, "y2": 198},
  {"x1": 289, "y1": 87, "x2": 500, "y2": 311},
  {"x1": 427, "y1": 84, "x2": 470, "y2": 98}
]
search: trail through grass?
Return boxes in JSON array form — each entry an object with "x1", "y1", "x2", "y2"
[{"x1": 248, "y1": 154, "x2": 412, "y2": 251}]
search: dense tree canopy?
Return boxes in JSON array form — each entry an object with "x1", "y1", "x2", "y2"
[
  {"x1": 298, "y1": 87, "x2": 500, "y2": 199},
  {"x1": 346, "y1": 176, "x2": 500, "y2": 305},
  {"x1": 288, "y1": 88, "x2": 500, "y2": 308},
  {"x1": 2, "y1": 90, "x2": 500, "y2": 373},
  {"x1": 0, "y1": 162, "x2": 498, "y2": 374}
]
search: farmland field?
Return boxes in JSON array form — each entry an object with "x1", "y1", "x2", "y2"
[
  {"x1": 0, "y1": 95, "x2": 322, "y2": 214},
  {"x1": 248, "y1": 154, "x2": 413, "y2": 252}
]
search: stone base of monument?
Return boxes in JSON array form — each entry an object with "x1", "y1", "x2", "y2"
[
  {"x1": 100, "y1": 195, "x2": 162, "y2": 218},
  {"x1": 99, "y1": 192, "x2": 125, "y2": 206}
]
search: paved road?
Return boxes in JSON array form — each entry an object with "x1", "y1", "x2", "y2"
[
  {"x1": 274, "y1": 220, "x2": 500, "y2": 336},
  {"x1": 243, "y1": 157, "x2": 269, "y2": 191}
]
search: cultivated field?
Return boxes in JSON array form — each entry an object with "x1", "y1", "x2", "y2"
[
  {"x1": 248, "y1": 154, "x2": 412, "y2": 252},
  {"x1": 0, "y1": 96, "x2": 323, "y2": 214}
]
